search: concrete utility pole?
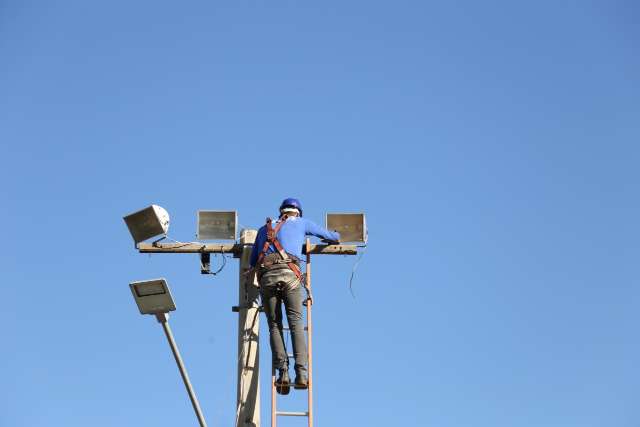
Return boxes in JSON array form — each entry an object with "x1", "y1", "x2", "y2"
[{"x1": 236, "y1": 229, "x2": 260, "y2": 427}]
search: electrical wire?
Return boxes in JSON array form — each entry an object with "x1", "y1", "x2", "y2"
[
  {"x1": 212, "y1": 253, "x2": 227, "y2": 275},
  {"x1": 152, "y1": 235, "x2": 203, "y2": 249},
  {"x1": 200, "y1": 247, "x2": 228, "y2": 276},
  {"x1": 348, "y1": 245, "x2": 367, "y2": 299},
  {"x1": 244, "y1": 308, "x2": 260, "y2": 371}
]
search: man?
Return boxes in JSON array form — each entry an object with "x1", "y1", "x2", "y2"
[{"x1": 250, "y1": 197, "x2": 340, "y2": 394}]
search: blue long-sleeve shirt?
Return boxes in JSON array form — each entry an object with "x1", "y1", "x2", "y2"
[{"x1": 250, "y1": 216, "x2": 340, "y2": 267}]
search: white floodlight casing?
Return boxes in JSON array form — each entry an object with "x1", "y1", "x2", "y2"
[
  {"x1": 123, "y1": 205, "x2": 170, "y2": 244},
  {"x1": 326, "y1": 213, "x2": 367, "y2": 244},
  {"x1": 129, "y1": 278, "x2": 176, "y2": 315},
  {"x1": 197, "y1": 210, "x2": 237, "y2": 240}
]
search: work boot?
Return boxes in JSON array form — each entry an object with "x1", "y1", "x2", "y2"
[
  {"x1": 294, "y1": 370, "x2": 308, "y2": 390},
  {"x1": 275, "y1": 369, "x2": 290, "y2": 395}
]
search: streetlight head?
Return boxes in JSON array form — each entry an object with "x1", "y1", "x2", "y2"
[
  {"x1": 123, "y1": 205, "x2": 170, "y2": 244},
  {"x1": 326, "y1": 213, "x2": 367, "y2": 243},
  {"x1": 129, "y1": 278, "x2": 176, "y2": 315},
  {"x1": 197, "y1": 210, "x2": 237, "y2": 240}
]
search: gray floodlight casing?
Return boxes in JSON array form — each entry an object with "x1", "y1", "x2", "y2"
[
  {"x1": 130, "y1": 278, "x2": 176, "y2": 315},
  {"x1": 197, "y1": 210, "x2": 237, "y2": 240},
  {"x1": 326, "y1": 213, "x2": 367, "y2": 243},
  {"x1": 123, "y1": 205, "x2": 170, "y2": 244}
]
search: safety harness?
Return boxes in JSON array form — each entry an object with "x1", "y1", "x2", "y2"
[{"x1": 256, "y1": 216, "x2": 312, "y2": 303}]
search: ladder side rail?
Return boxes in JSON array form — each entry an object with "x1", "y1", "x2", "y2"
[
  {"x1": 306, "y1": 238, "x2": 314, "y2": 427},
  {"x1": 270, "y1": 238, "x2": 315, "y2": 427},
  {"x1": 271, "y1": 364, "x2": 277, "y2": 427}
]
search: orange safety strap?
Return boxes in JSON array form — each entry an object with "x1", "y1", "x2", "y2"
[{"x1": 256, "y1": 216, "x2": 303, "y2": 281}]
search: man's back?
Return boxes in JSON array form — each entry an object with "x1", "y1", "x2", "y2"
[{"x1": 250, "y1": 216, "x2": 340, "y2": 266}]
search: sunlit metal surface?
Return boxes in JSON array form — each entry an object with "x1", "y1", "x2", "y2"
[
  {"x1": 326, "y1": 213, "x2": 367, "y2": 243},
  {"x1": 129, "y1": 278, "x2": 176, "y2": 315},
  {"x1": 197, "y1": 210, "x2": 237, "y2": 240},
  {"x1": 123, "y1": 205, "x2": 170, "y2": 243}
]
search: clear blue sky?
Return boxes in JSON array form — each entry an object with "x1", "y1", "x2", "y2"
[{"x1": 2, "y1": 1, "x2": 639, "y2": 426}]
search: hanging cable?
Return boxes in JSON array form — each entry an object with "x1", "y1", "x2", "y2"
[
  {"x1": 200, "y1": 245, "x2": 229, "y2": 276},
  {"x1": 152, "y1": 235, "x2": 203, "y2": 249},
  {"x1": 244, "y1": 307, "x2": 260, "y2": 371},
  {"x1": 348, "y1": 245, "x2": 367, "y2": 299}
]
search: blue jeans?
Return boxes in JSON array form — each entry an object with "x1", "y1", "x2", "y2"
[{"x1": 259, "y1": 266, "x2": 308, "y2": 375}]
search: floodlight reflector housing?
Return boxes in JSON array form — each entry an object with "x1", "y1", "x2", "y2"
[
  {"x1": 123, "y1": 205, "x2": 170, "y2": 244},
  {"x1": 129, "y1": 278, "x2": 176, "y2": 315},
  {"x1": 197, "y1": 210, "x2": 237, "y2": 240},
  {"x1": 326, "y1": 213, "x2": 367, "y2": 243}
]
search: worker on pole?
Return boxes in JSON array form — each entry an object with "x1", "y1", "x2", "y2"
[{"x1": 249, "y1": 198, "x2": 340, "y2": 394}]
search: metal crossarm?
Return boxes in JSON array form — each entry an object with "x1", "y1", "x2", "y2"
[{"x1": 137, "y1": 241, "x2": 357, "y2": 256}]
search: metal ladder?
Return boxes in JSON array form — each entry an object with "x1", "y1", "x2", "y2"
[{"x1": 271, "y1": 239, "x2": 314, "y2": 427}]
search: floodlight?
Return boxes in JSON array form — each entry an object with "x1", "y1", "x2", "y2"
[
  {"x1": 129, "y1": 278, "x2": 176, "y2": 315},
  {"x1": 326, "y1": 213, "x2": 367, "y2": 243},
  {"x1": 197, "y1": 210, "x2": 237, "y2": 240},
  {"x1": 123, "y1": 205, "x2": 170, "y2": 244}
]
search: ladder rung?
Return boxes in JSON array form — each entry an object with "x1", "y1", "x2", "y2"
[
  {"x1": 276, "y1": 411, "x2": 309, "y2": 417},
  {"x1": 282, "y1": 326, "x2": 308, "y2": 331}
]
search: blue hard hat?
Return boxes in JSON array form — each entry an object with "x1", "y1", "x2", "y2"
[{"x1": 279, "y1": 197, "x2": 303, "y2": 216}]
